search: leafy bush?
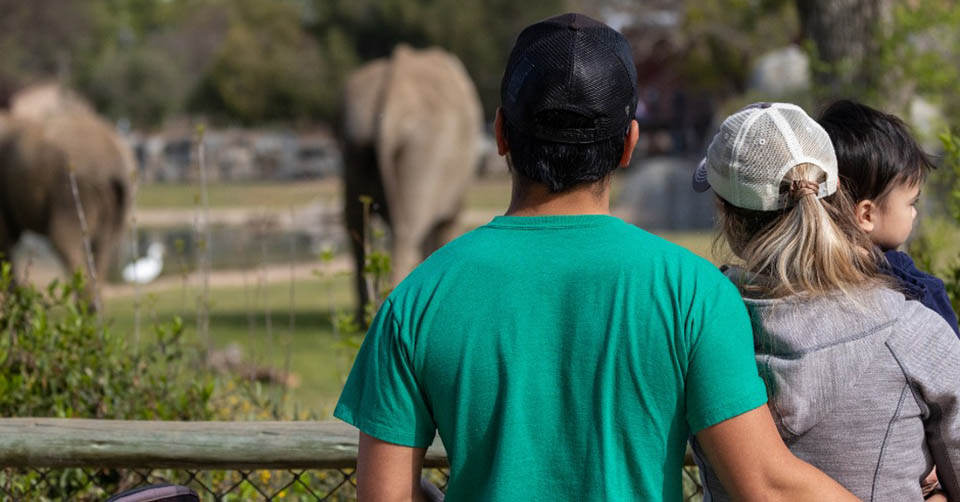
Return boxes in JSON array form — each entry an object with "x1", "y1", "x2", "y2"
[
  {"x1": 934, "y1": 131, "x2": 960, "y2": 312},
  {"x1": 911, "y1": 130, "x2": 960, "y2": 314},
  {"x1": 0, "y1": 262, "x2": 238, "y2": 419},
  {"x1": 0, "y1": 262, "x2": 292, "y2": 499}
]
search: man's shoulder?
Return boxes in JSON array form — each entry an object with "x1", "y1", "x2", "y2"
[
  {"x1": 403, "y1": 220, "x2": 726, "y2": 292},
  {"x1": 619, "y1": 227, "x2": 728, "y2": 283}
]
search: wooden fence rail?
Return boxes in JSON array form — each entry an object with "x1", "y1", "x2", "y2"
[{"x1": 0, "y1": 418, "x2": 448, "y2": 470}]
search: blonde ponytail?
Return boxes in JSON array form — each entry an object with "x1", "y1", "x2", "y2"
[{"x1": 716, "y1": 163, "x2": 889, "y2": 298}]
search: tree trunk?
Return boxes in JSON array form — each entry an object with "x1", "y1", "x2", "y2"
[{"x1": 795, "y1": 0, "x2": 893, "y2": 97}]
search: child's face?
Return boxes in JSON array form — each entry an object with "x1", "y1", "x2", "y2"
[{"x1": 868, "y1": 182, "x2": 921, "y2": 250}]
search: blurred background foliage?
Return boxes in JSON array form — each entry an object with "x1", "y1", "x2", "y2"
[
  {"x1": 3, "y1": 0, "x2": 960, "y2": 425},
  {"x1": 1, "y1": 0, "x2": 958, "y2": 130},
  {"x1": 0, "y1": 0, "x2": 565, "y2": 126}
]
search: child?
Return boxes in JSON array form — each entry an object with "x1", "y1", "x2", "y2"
[
  {"x1": 818, "y1": 99, "x2": 960, "y2": 338},
  {"x1": 691, "y1": 102, "x2": 960, "y2": 502}
]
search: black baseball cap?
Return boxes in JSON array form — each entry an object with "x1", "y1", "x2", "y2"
[{"x1": 500, "y1": 13, "x2": 639, "y2": 144}]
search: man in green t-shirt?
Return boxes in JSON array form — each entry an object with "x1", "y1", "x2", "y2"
[{"x1": 335, "y1": 13, "x2": 858, "y2": 501}]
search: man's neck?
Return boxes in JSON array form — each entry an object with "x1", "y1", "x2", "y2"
[{"x1": 505, "y1": 176, "x2": 611, "y2": 216}]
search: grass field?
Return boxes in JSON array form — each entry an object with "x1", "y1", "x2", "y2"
[
  {"x1": 135, "y1": 173, "x2": 618, "y2": 212},
  {"x1": 135, "y1": 180, "x2": 340, "y2": 209},
  {"x1": 114, "y1": 177, "x2": 720, "y2": 418},
  {"x1": 134, "y1": 176, "x2": 516, "y2": 211},
  {"x1": 654, "y1": 230, "x2": 721, "y2": 263},
  {"x1": 104, "y1": 231, "x2": 716, "y2": 416},
  {"x1": 107, "y1": 272, "x2": 357, "y2": 418}
]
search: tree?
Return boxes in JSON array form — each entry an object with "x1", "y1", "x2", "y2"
[
  {"x1": 0, "y1": 0, "x2": 95, "y2": 105},
  {"x1": 795, "y1": 0, "x2": 960, "y2": 119},
  {"x1": 308, "y1": 0, "x2": 567, "y2": 119},
  {"x1": 192, "y1": 0, "x2": 329, "y2": 124},
  {"x1": 795, "y1": 0, "x2": 892, "y2": 95}
]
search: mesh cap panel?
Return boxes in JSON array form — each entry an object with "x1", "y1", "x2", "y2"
[
  {"x1": 698, "y1": 103, "x2": 838, "y2": 211},
  {"x1": 778, "y1": 106, "x2": 838, "y2": 194},
  {"x1": 501, "y1": 13, "x2": 638, "y2": 144}
]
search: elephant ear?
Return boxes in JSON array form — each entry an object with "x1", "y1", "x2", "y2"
[{"x1": 341, "y1": 58, "x2": 391, "y2": 147}]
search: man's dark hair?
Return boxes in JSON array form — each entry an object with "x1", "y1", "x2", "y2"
[
  {"x1": 818, "y1": 99, "x2": 935, "y2": 203},
  {"x1": 503, "y1": 109, "x2": 626, "y2": 193}
]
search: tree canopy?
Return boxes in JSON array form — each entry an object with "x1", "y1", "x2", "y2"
[{"x1": 0, "y1": 0, "x2": 957, "y2": 129}]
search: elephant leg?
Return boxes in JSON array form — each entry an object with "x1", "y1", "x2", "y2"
[
  {"x1": 47, "y1": 209, "x2": 99, "y2": 307},
  {"x1": 344, "y1": 178, "x2": 370, "y2": 317},
  {"x1": 390, "y1": 231, "x2": 423, "y2": 288},
  {"x1": 343, "y1": 143, "x2": 388, "y2": 321},
  {"x1": 0, "y1": 213, "x2": 21, "y2": 289},
  {"x1": 91, "y1": 226, "x2": 119, "y2": 291}
]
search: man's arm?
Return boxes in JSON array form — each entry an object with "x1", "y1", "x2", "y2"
[
  {"x1": 357, "y1": 432, "x2": 428, "y2": 502},
  {"x1": 696, "y1": 405, "x2": 859, "y2": 501}
]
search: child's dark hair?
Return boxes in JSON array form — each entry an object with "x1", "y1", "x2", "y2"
[
  {"x1": 503, "y1": 110, "x2": 625, "y2": 193},
  {"x1": 817, "y1": 100, "x2": 935, "y2": 203}
]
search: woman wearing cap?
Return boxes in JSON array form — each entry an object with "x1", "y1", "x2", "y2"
[{"x1": 691, "y1": 102, "x2": 960, "y2": 501}]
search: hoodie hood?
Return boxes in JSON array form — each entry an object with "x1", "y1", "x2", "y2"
[{"x1": 724, "y1": 267, "x2": 906, "y2": 440}]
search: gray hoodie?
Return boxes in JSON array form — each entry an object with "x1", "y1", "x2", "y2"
[{"x1": 693, "y1": 271, "x2": 960, "y2": 501}]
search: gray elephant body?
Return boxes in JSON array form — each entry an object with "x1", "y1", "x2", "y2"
[
  {"x1": 340, "y1": 46, "x2": 482, "y2": 309},
  {"x1": 0, "y1": 85, "x2": 132, "y2": 300}
]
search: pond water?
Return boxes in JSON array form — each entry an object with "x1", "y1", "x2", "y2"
[{"x1": 12, "y1": 220, "x2": 349, "y2": 285}]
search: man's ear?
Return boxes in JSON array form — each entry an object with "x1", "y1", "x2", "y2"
[
  {"x1": 494, "y1": 108, "x2": 509, "y2": 156},
  {"x1": 619, "y1": 119, "x2": 640, "y2": 168},
  {"x1": 855, "y1": 199, "x2": 875, "y2": 233}
]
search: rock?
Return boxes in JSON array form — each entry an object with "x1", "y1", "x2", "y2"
[
  {"x1": 908, "y1": 96, "x2": 946, "y2": 151},
  {"x1": 617, "y1": 156, "x2": 715, "y2": 230},
  {"x1": 749, "y1": 45, "x2": 811, "y2": 96}
]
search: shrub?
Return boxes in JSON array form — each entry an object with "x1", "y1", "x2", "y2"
[
  {"x1": 910, "y1": 130, "x2": 960, "y2": 314},
  {"x1": 0, "y1": 261, "x2": 280, "y2": 499},
  {"x1": 0, "y1": 262, "x2": 224, "y2": 419}
]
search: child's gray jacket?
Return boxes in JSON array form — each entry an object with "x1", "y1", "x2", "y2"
[{"x1": 694, "y1": 272, "x2": 960, "y2": 501}]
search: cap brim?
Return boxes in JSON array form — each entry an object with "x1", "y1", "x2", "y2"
[{"x1": 692, "y1": 158, "x2": 711, "y2": 193}]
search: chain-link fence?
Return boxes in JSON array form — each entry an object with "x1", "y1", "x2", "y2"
[
  {"x1": 0, "y1": 418, "x2": 703, "y2": 501},
  {"x1": 1, "y1": 466, "x2": 703, "y2": 501},
  {"x1": 0, "y1": 466, "x2": 453, "y2": 501}
]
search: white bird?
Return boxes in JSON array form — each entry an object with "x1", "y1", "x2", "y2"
[{"x1": 122, "y1": 242, "x2": 165, "y2": 284}]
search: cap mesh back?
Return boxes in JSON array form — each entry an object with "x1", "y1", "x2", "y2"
[
  {"x1": 778, "y1": 107, "x2": 838, "y2": 190},
  {"x1": 739, "y1": 113, "x2": 792, "y2": 186},
  {"x1": 704, "y1": 103, "x2": 838, "y2": 210},
  {"x1": 501, "y1": 13, "x2": 638, "y2": 144}
]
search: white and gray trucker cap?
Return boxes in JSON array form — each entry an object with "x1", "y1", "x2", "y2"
[{"x1": 693, "y1": 102, "x2": 838, "y2": 211}]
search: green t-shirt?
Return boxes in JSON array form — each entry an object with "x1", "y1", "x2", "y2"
[{"x1": 335, "y1": 215, "x2": 766, "y2": 501}]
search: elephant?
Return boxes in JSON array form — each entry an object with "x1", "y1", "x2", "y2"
[
  {"x1": 0, "y1": 84, "x2": 133, "y2": 304},
  {"x1": 339, "y1": 45, "x2": 482, "y2": 312}
]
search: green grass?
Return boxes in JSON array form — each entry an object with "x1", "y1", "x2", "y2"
[
  {"x1": 107, "y1": 272, "x2": 358, "y2": 418},
  {"x1": 135, "y1": 180, "x2": 339, "y2": 209},
  {"x1": 104, "y1": 231, "x2": 715, "y2": 419},
  {"x1": 124, "y1": 178, "x2": 718, "y2": 419},
  {"x1": 653, "y1": 230, "x2": 723, "y2": 264},
  {"x1": 137, "y1": 177, "x2": 517, "y2": 211}
]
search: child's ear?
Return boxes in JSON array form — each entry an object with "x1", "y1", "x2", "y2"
[{"x1": 855, "y1": 199, "x2": 875, "y2": 233}]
